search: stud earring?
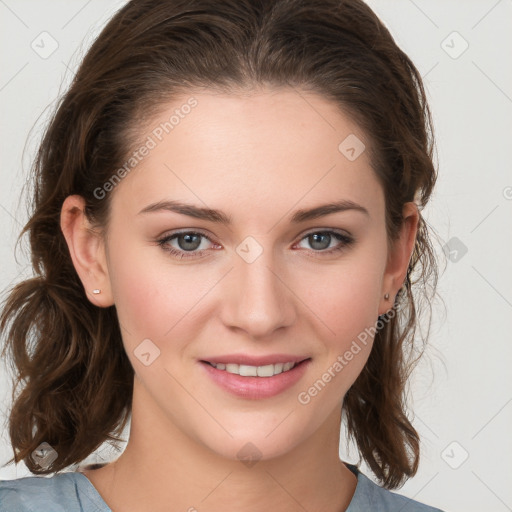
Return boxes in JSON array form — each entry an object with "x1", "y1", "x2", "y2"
[
  {"x1": 92, "y1": 289, "x2": 101, "y2": 294},
  {"x1": 384, "y1": 293, "x2": 390, "y2": 300}
]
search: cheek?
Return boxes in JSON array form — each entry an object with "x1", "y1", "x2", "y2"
[
  {"x1": 300, "y1": 251, "x2": 386, "y2": 342},
  {"x1": 106, "y1": 235, "x2": 182, "y2": 346},
  {"x1": 106, "y1": 235, "x2": 218, "y2": 359},
  {"x1": 299, "y1": 249, "x2": 386, "y2": 388}
]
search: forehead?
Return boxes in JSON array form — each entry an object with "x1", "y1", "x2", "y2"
[{"x1": 109, "y1": 88, "x2": 383, "y2": 225}]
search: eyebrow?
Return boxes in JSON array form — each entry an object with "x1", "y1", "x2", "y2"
[{"x1": 137, "y1": 199, "x2": 369, "y2": 224}]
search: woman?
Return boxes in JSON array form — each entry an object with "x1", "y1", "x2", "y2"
[{"x1": 0, "y1": 0, "x2": 443, "y2": 510}]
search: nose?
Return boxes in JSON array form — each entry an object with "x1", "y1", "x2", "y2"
[{"x1": 219, "y1": 247, "x2": 296, "y2": 340}]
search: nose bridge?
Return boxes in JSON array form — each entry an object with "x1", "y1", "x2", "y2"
[{"x1": 221, "y1": 238, "x2": 295, "y2": 337}]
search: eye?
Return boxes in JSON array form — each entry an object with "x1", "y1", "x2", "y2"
[
  {"x1": 157, "y1": 229, "x2": 355, "y2": 260},
  {"x1": 157, "y1": 231, "x2": 217, "y2": 260},
  {"x1": 294, "y1": 230, "x2": 354, "y2": 256}
]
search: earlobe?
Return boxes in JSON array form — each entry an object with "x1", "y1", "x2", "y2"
[
  {"x1": 60, "y1": 195, "x2": 114, "y2": 307},
  {"x1": 379, "y1": 202, "x2": 419, "y2": 315}
]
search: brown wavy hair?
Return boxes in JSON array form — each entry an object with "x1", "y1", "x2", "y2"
[{"x1": 0, "y1": 0, "x2": 441, "y2": 489}]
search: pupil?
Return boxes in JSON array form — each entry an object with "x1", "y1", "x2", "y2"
[
  {"x1": 310, "y1": 233, "x2": 330, "y2": 250},
  {"x1": 180, "y1": 233, "x2": 201, "y2": 251}
]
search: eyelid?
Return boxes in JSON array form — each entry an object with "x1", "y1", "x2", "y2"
[
  {"x1": 299, "y1": 226, "x2": 353, "y2": 239},
  {"x1": 156, "y1": 228, "x2": 216, "y2": 245}
]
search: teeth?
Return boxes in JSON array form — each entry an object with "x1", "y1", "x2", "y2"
[
  {"x1": 210, "y1": 361, "x2": 297, "y2": 377},
  {"x1": 226, "y1": 363, "x2": 238, "y2": 374},
  {"x1": 239, "y1": 364, "x2": 257, "y2": 377},
  {"x1": 256, "y1": 364, "x2": 274, "y2": 377}
]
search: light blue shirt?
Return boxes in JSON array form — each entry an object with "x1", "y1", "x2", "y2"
[{"x1": 0, "y1": 463, "x2": 444, "y2": 511}]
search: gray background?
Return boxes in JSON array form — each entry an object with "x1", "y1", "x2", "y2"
[{"x1": 1, "y1": 1, "x2": 511, "y2": 511}]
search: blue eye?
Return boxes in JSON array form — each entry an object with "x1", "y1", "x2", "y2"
[
  {"x1": 157, "y1": 230, "x2": 354, "y2": 260},
  {"x1": 157, "y1": 231, "x2": 215, "y2": 259},
  {"x1": 296, "y1": 231, "x2": 354, "y2": 253}
]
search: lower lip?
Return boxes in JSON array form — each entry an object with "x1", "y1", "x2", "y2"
[{"x1": 200, "y1": 359, "x2": 311, "y2": 399}]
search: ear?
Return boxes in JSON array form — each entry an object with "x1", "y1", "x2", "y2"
[
  {"x1": 378, "y1": 202, "x2": 419, "y2": 316},
  {"x1": 60, "y1": 195, "x2": 114, "y2": 307}
]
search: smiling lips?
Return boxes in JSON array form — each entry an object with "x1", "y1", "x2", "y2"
[
  {"x1": 206, "y1": 361, "x2": 297, "y2": 377},
  {"x1": 200, "y1": 355, "x2": 311, "y2": 399}
]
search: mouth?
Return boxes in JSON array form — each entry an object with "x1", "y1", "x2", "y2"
[
  {"x1": 202, "y1": 360, "x2": 302, "y2": 377},
  {"x1": 199, "y1": 356, "x2": 311, "y2": 399}
]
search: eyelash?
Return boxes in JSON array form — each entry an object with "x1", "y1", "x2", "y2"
[{"x1": 156, "y1": 229, "x2": 355, "y2": 260}]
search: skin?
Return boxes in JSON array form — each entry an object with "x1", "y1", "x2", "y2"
[{"x1": 60, "y1": 87, "x2": 419, "y2": 512}]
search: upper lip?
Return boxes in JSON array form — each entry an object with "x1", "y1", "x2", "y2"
[{"x1": 201, "y1": 354, "x2": 310, "y2": 366}]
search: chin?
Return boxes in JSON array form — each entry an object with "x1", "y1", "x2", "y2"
[
  {"x1": 210, "y1": 438, "x2": 296, "y2": 465},
  {"x1": 192, "y1": 416, "x2": 312, "y2": 465}
]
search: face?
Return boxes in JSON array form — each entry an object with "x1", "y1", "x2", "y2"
[{"x1": 101, "y1": 87, "x2": 392, "y2": 461}]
